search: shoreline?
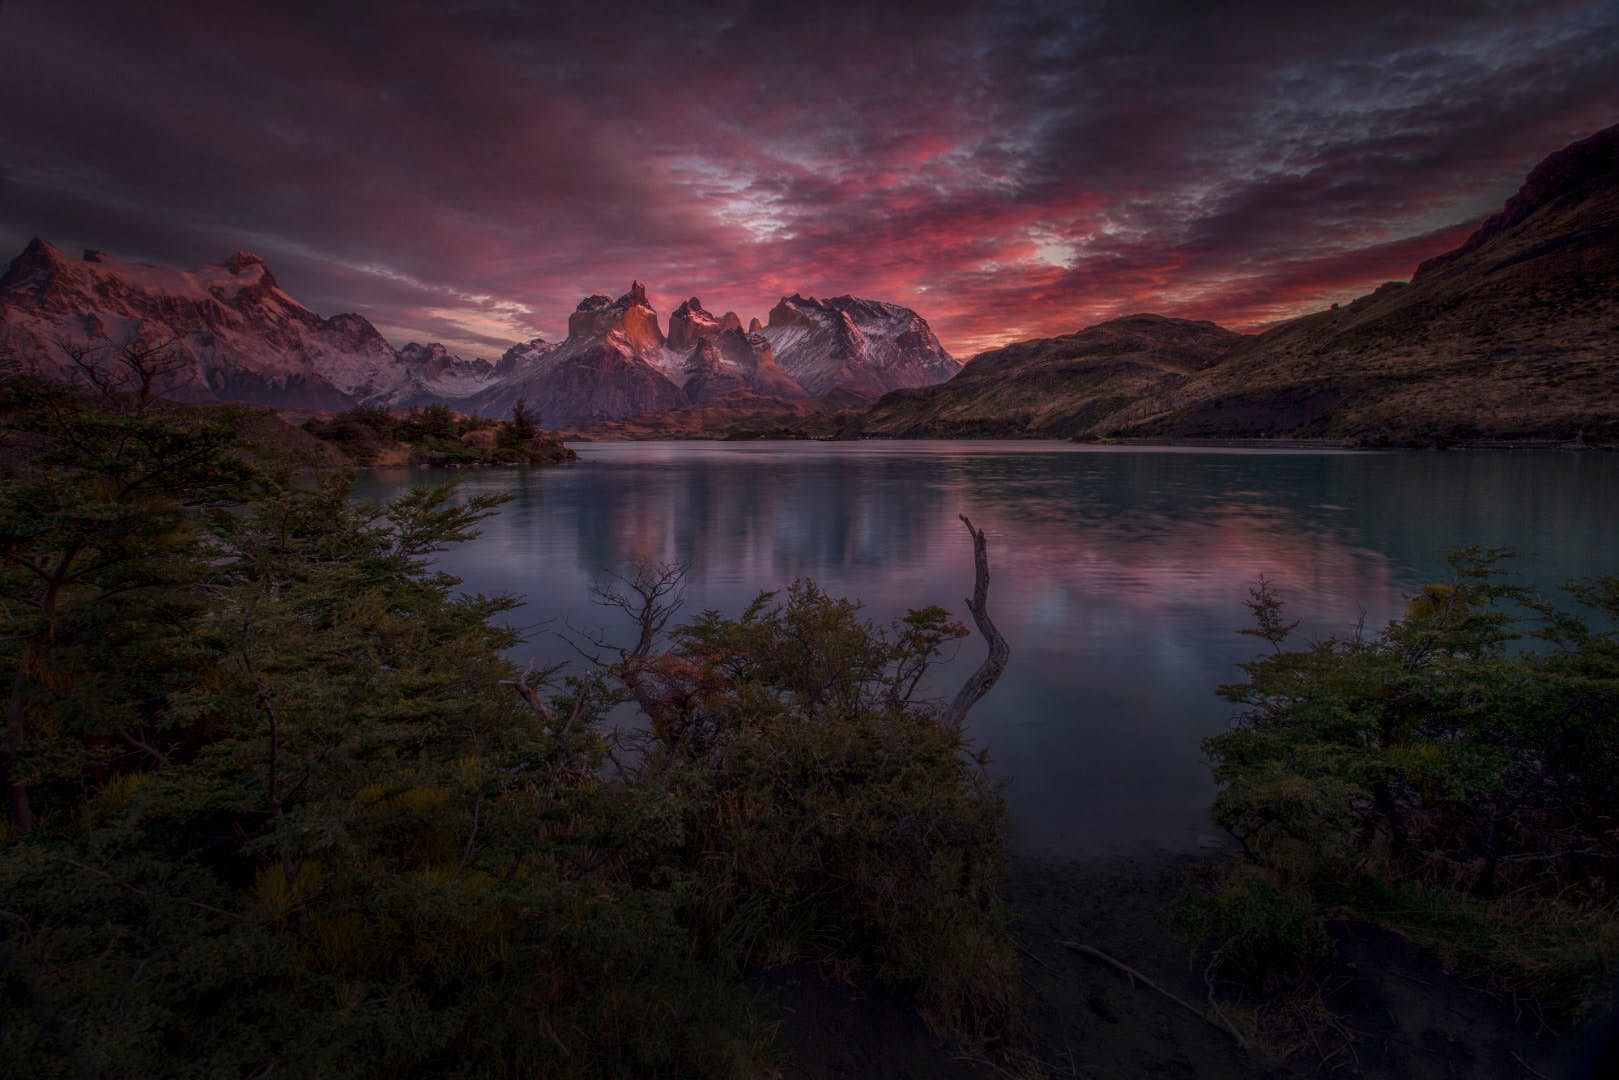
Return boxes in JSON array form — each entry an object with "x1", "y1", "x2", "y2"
[{"x1": 560, "y1": 431, "x2": 1614, "y2": 451}]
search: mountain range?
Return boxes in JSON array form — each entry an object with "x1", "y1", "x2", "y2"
[
  {"x1": 2, "y1": 122, "x2": 1615, "y2": 443},
  {"x1": 0, "y1": 247, "x2": 959, "y2": 427}
]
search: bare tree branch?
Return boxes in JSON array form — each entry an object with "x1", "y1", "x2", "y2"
[
  {"x1": 947, "y1": 515, "x2": 1009, "y2": 728},
  {"x1": 55, "y1": 334, "x2": 187, "y2": 409},
  {"x1": 118, "y1": 727, "x2": 171, "y2": 768},
  {"x1": 502, "y1": 659, "x2": 559, "y2": 725},
  {"x1": 591, "y1": 560, "x2": 688, "y2": 661},
  {"x1": 589, "y1": 560, "x2": 690, "y2": 722},
  {"x1": 40, "y1": 854, "x2": 244, "y2": 921}
]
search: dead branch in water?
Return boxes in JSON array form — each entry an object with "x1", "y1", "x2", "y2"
[{"x1": 947, "y1": 514, "x2": 1010, "y2": 728}]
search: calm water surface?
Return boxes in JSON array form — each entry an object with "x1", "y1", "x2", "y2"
[{"x1": 355, "y1": 442, "x2": 1619, "y2": 859}]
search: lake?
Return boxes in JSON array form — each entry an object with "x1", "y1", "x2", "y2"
[{"x1": 355, "y1": 442, "x2": 1619, "y2": 860}]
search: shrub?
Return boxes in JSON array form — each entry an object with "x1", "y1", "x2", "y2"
[
  {"x1": 1201, "y1": 553, "x2": 1619, "y2": 1017},
  {"x1": 1172, "y1": 865, "x2": 1333, "y2": 983},
  {"x1": 588, "y1": 577, "x2": 1017, "y2": 1040}
]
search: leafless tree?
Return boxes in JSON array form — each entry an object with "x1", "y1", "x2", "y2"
[
  {"x1": 500, "y1": 516, "x2": 1011, "y2": 785},
  {"x1": 590, "y1": 560, "x2": 688, "y2": 664},
  {"x1": 499, "y1": 560, "x2": 689, "y2": 762},
  {"x1": 501, "y1": 658, "x2": 603, "y2": 746},
  {"x1": 57, "y1": 334, "x2": 188, "y2": 409}
]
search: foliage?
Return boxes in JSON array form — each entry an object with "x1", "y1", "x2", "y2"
[
  {"x1": 1170, "y1": 864, "x2": 1333, "y2": 984},
  {"x1": 303, "y1": 405, "x2": 573, "y2": 467},
  {"x1": 502, "y1": 398, "x2": 539, "y2": 447},
  {"x1": 605, "y1": 580, "x2": 1014, "y2": 1038},
  {"x1": 1197, "y1": 553, "x2": 1619, "y2": 1017},
  {"x1": 0, "y1": 381, "x2": 1011, "y2": 1075}
]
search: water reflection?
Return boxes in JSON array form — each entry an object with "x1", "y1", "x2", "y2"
[{"x1": 355, "y1": 443, "x2": 1619, "y2": 858}]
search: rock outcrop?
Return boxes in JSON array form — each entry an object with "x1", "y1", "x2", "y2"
[
  {"x1": 470, "y1": 284, "x2": 686, "y2": 425},
  {"x1": 469, "y1": 284, "x2": 820, "y2": 425},
  {"x1": 393, "y1": 342, "x2": 498, "y2": 407},
  {"x1": 565, "y1": 280, "x2": 666, "y2": 359},
  {"x1": 666, "y1": 296, "x2": 723, "y2": 352},
  {"x1": 683, "y1": 327, "x2": 808, "y2": 404}
]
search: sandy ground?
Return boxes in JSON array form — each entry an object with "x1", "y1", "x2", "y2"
[{"x1": 758, "y1": 852, "x2": 1609, "y2": 1078}]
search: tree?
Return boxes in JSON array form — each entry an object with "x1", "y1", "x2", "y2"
[
  {"x1": 535, "y1": 518, "x2": 1016, "y2": 1037},
  {"x1": 407, "y1": 403, "x2": 457, "y2": 440},
  {"x1": 510, "y1": 397, "x2": 538, "y2": 441},
  {"x1": 0, "y1": 375, "x2": 253, "y2": 834},
  {"x1": 56, "y1": 335, "x2": 190, "y2": 407}
]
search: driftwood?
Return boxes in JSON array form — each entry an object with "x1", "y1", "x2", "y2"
[
  {"x1": 947, "y1": 514, "x2": 1010, "y2": 728},
  {"x1": 1060, "y1": 941, "x2": 1249, "y2": 1053}
]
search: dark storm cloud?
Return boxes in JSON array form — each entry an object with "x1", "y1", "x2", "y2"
[{"x1": 1, "y1": 0, "x2": 1615, "y2": 357}]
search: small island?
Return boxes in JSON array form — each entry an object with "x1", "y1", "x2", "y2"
[{"x1": 303, "y1": 401, "x2": 576, "y2": 468}]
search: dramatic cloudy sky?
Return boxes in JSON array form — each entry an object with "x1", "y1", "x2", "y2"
[{"x1": 3, "y1": 1, "x2": 1616, "y2": 358}]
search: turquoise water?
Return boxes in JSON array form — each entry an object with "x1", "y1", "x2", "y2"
[{"x1": 355, "y1": 442, "x2": 1619, "y2": 858}]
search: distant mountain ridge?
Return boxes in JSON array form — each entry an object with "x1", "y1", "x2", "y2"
[
  {"x1": 757, "y1": 293, "x2": 959, "y2": 403},
  {"x1": 1101, "y1": 120, "x2": 1619, "y2": 442},
  {"x1": 470, "y1": 283, "x2": 839, "y2": 425},
  {"x1": 852, "y1": 314, "x2": 1245, "y2": 437},
  {"x1": 0, "y1": 245, "x2": 957, "y2": 427}
]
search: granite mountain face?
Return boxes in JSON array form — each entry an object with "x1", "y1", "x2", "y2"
[{"x1": 757, "y1": 293, "x2": 961, "y2": 404}]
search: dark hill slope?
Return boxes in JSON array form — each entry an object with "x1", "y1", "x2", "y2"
[
  {"x1": 1106, "y1": 122, "x2": 1619, "y2": 442},
  {"x1": 852, "y1": 315, "x2": 1245, "y2": 437}
]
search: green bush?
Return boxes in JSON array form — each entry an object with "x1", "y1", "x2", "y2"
[
  {"x1": 1202, "y1": 554, "x2": 1619, "y2": 1016},
  {"x1": 1173, "y1": 865, "x2": 1333, "y2": 983},
  {"x1": 303, "y1": 406, "x2": 574, "y2": 467},
  {"x1": 628, "y1": 581, "x2": 1015, "y2": 1037}
]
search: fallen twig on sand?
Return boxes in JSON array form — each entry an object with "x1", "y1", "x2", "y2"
[
  {"x1": 1509, "y1": 1049, "x2": 1550, "y2": 1080},
  {"x1": 1059, "y1": 940, "x2": 1249, "y2": 1054}
]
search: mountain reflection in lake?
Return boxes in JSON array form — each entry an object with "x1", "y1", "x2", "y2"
[{"x1": 355, "y1": 442, "x2": 1619, "y2": 859}]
